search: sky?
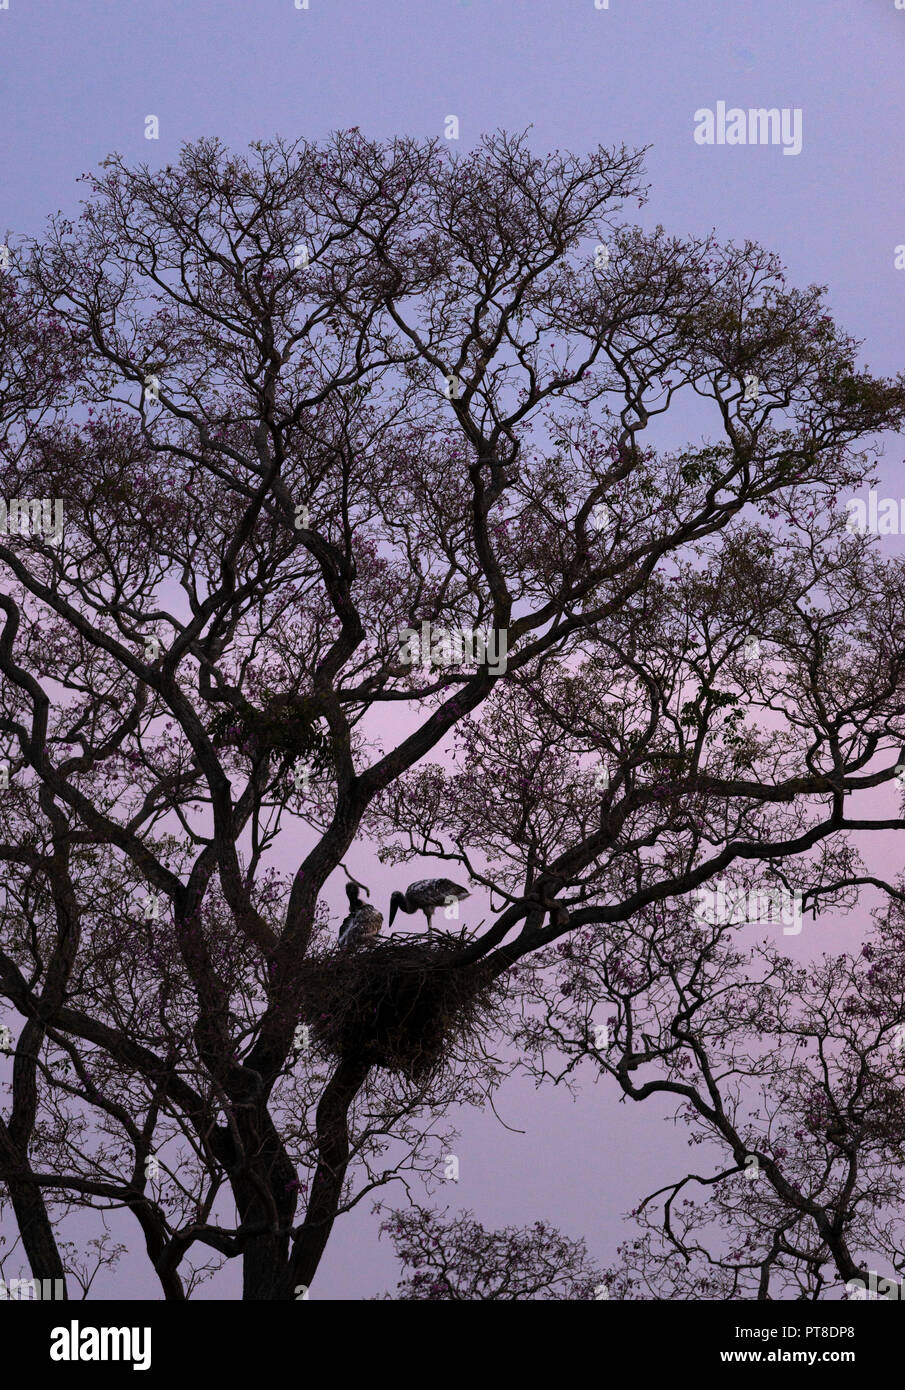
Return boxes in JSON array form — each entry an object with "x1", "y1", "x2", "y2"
[{"x1": 1, "y1": 0, "x2": 904, "y2": 1300}]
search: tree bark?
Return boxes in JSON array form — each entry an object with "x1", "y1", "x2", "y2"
[
  {"x1": 282, "y1": 1057, "x2": 370, "y2": 1298},
  {"x1": 228, "y1": 1104, "x2": 299, "y2": 1300},
  {"x1": 0, "y1": 1116, "x2": 67, "y2": 1295}
]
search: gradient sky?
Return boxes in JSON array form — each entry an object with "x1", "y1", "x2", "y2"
[{"x1": 1, "y1": 0, "x2": 904, "y2": 1299}]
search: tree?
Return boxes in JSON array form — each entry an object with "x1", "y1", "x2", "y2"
[
  {"x1": 513, "y1": 905, "x2": 905, "y2": 1299},
  {"x1": 377, "y1": 1206, "x2": 605, "y2": 1299},
  {"x1": 0, "y1": 128, "x2": 903, "y2": 1299}
]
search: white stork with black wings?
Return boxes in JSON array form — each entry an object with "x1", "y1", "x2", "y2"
[
  {"x1": 389, "y1": 878, "x2": 471, "y2": 936},
  {"x1": 338, "y1": 883, "x2": 383, "y2": 950}
]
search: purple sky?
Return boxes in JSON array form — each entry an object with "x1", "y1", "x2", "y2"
[{"x1": 2, "y1": 0, "x2": 905, "y2": 1299}]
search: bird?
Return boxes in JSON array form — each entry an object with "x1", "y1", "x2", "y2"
[
  {"x1": 337, "y1": 882, "x2": 383, "y2": 950},
  {"x1": 388, "y1": 878, "x2": 471, "y2": 937}
]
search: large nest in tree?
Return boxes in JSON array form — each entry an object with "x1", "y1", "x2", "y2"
[{"x1": 296, "y1": 934, "x2": 499, "y2": 1081}]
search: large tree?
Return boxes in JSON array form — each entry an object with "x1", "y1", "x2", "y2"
[{"x1": 1, "y1": 129, "x2": 904, "y2": 1299}]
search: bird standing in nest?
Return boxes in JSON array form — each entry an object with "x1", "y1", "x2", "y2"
[
  {"x1": 389, "y1": 878, "x2": 471, "y2": 937},
  {"x1": 338, "y1": 882, "x2": 383, "y2": 950}
]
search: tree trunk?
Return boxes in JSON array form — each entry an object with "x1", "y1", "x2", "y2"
[
  {"x1": 0, "y1": 1117, "x2": 67, "y2": 1295},
  {"x1": 283, "y1": 1057, "x2": 370, "y2": 1298},
  {"x1": 231, "y1": 1107, "x2": 299, "y2": 1300}
]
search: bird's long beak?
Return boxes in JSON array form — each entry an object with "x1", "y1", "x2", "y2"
[{"x1": 389, "y1": 900, "x2": 398, "y2": 926}]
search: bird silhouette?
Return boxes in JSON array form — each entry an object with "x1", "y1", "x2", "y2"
[
  {"x1": 338, "y1": 882, "x2": 383, "y2": 950},
  {"x1": 389, "y1": 878, "x2": 471, "y2": 936}
]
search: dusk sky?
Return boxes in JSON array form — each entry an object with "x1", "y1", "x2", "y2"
[{"x1": 1, "y1": 0, "x2": 904, "y2": 1300}]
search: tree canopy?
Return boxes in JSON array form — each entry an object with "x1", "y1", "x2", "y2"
[{"x1": 1, "y1": 130, "x2": 905, "y2": 1299}]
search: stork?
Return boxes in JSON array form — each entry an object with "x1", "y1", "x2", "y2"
[
  {"x1": 338, "y1": 882, "x2": 383, "y2": 950},
  {"x1": 388, "y1": 878, "x2": 471, "y2": 937}
]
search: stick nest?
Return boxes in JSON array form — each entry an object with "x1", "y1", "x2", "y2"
[{"x1": 297, "y1": 934, "x2": 498, "y2": 1081}]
